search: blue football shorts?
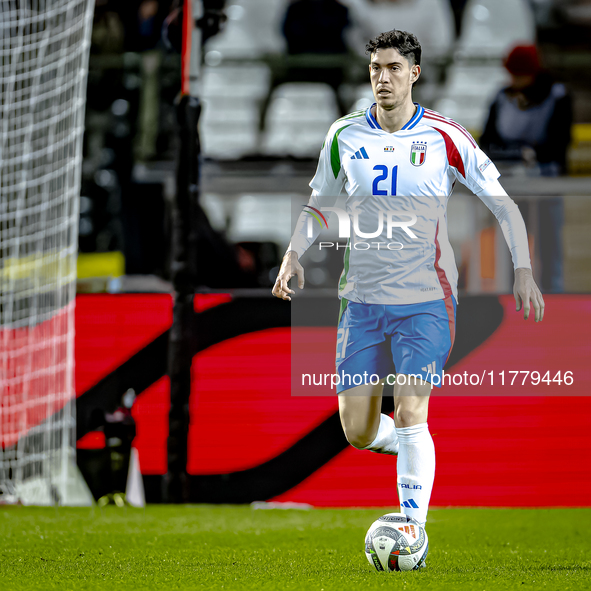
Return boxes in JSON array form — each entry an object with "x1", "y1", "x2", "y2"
[{"x1": 335, "y1": 296, "x2": 456, "y2": 393}]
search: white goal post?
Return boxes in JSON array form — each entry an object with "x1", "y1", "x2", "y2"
[{"x1": 0, "y1": 0, "x2": 95, "y2": 505}]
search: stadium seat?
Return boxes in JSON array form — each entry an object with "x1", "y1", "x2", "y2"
[
  {"x1": 227, "y1": 194, "x2": 293, "y2": 248},
  {"x1": 432, "y1": 95, "x2": 489, "y2": 135},
  {"x1": 201, "y1": 64, "x2": 271, "y2": 101},
  {"x1": 433, "y1": 63, "x2": 510, "y2": 133},
  {"x1": 444, "y1": 64, "x2": 508, "y2": 98},
  {"x1": 200, "y1": 63, "x2": 271, "y2": 160},
  {"x1": 204, "y1": 18, "x2": 260, "y2": 60},
  {"x1": 457, "y1": 0, "x2": 535, "y2": 59},
  {"x1": 200, "y1": 194, "x2": 228, "y2": 232},
  {"x1": 344, "y1": 0, "x2": 454, "y2": 62},
  {"x1": 200, "y1": 124, "x2": 259, "y2": 160},
  {"x1": 349, "y1": 84, "x2": 374, "y2": 112},
  {"x1": 245, "y1": 0, "x2": 288, "y2": 55},
  {"x1": 261, "y1": 83, "x2": 339, "y2": 157},
  {"x1": 204, "y1": 0, "x2": 287, "y2": 60},
  {"x1": 201, "y1": 99, "x2": 260, "y2": 159},
  {"x1": 266, "y1": 83, "x2": 339, "y2": 121}
]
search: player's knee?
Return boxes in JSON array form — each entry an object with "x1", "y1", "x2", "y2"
[
  {"x1": 343, "y1": 425, "x2": 375, "y2": 450},
  {"x1": 394, "y1": 407, "x2": 423, "y2": 428}
]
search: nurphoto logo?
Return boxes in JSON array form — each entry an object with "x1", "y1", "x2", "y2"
[{"x1": 305, "y1": 206, "x2": 418, "y2": 251}]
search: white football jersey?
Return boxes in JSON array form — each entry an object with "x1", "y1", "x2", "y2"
[{"x1": 289, "y1": 103, "x2": 530, "y2": 305}]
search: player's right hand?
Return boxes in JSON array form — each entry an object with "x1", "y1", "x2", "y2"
[{"x1": 272, "y1": 251, "x2": 304, "y2": 301}]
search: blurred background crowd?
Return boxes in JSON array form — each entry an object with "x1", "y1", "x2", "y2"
[{"x1": 79, "y1": 0, "x2": 591, "y2": 297}]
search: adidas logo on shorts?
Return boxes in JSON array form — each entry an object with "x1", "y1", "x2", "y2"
[{"x1": 421, "y1": 361, "x2": 436, "y2": 375}]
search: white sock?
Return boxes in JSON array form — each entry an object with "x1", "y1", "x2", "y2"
[
  {"x1": 361, "y1": 413, "x2": 398, "y2": 455},
  {"x1": 396, "y1": 423, "x2": 435, "y2": 526}
]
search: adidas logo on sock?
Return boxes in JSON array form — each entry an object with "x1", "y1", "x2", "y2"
[
  {"x1": 351, "y1": 147, "x2": 369, "y2": 160},
  {"x1": 401, "y1": 498, "x2": 419, "y2": 509}
]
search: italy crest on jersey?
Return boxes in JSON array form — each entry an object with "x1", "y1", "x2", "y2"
[{"x1": 410, "y1": 142, "x2": 427, "y2": 166}]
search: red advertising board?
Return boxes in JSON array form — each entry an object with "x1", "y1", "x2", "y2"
[{"x1": 74, "y1": 294, "x2": 591, "y2": 507}]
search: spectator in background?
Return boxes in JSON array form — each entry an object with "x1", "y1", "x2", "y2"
[
  {"x1": 280, "y1": 0, "x2": 351, "y2": 114},
  {"x1": 448, "y1": 0, "x2": 468, "y2": 36},
  {"x1": 283, "y1": 0, "x2": 350, "y2": 55},
  {"x1": 480, "y1": 44, "x2": 571, "y2": 294},
  {"x1": 119, "y1": 0, "x2": 168, "y2": 52},
  {"x1": 122, "y1": 0, "x2": 169, "y2": 162},
  {"x1": 92, "y1": 0, "x2": 125, "y2": 54},
  {"x1": 480, "y1": 44, "x2": 572, "y2": 177}
]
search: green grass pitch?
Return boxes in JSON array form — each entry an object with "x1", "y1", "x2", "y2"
[{"x1": 1, "y1": 505, "x2": 590, "y2": 590}]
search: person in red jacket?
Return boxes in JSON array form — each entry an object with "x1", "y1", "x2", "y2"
[{"x1": 480, "y1": 44, "x2": 572, "y2": 177}]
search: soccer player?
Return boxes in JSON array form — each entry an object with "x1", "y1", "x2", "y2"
[{"x1": 272, "y1": 30, "x2": 544, "y2": 529}]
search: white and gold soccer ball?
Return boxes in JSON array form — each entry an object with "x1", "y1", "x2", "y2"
[{"x1": 364, "y1": 513, "x2": 429, "y2": 572}]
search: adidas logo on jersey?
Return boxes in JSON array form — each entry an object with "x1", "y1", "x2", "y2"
[
  {"x1": 351, "y1": 147, "x2": 369, "y2": 160},
  {"x1": 421, "y1": 361, "x2": 436, "y2": 375}
]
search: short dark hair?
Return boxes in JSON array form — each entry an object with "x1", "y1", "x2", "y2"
[{"x1": 365, "y1": 30, "x2": 422, "y2": 67}]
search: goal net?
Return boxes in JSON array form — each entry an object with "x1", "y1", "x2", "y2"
[{"x1": 0, "y1": 0, "x2": 95, "y2": 505}]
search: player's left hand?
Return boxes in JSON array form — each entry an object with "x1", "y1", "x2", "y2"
[{"x1": 513, "y1": 267, "x2": 545, "y2": 322}]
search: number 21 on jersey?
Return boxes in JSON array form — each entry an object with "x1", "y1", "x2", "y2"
[{"x1": 372, "y1": 165, "x2": 398, "y2": 196}]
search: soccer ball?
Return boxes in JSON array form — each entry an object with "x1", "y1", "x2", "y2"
[{"x1": 364, "y1": 513, "x2": 429, "y2": 572}]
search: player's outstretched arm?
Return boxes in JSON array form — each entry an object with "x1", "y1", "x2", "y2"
[
  {"x1": 273, "y1": 116, "x2": 344, "y2": 302},
  {"x1": 474, "y1": 179, "x2": 545, "y2": 322},
  {"x1": 272, "y1": 251, "x2": 304, "y2": 301},
  {"x1": 272, "y1": 189, "x2": 331, "y2": 301},
  {"x1": 513, "y1": 267, "x2": 545, "y2": 322}
]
